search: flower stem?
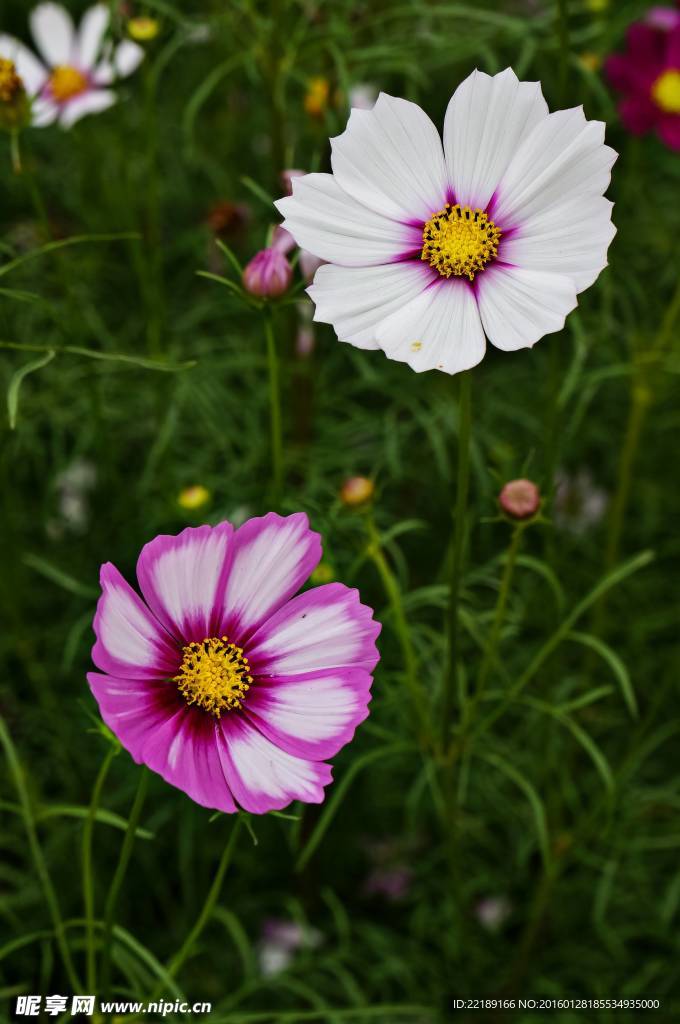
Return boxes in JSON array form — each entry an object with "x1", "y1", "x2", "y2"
[
  {"x1": 0, "y1": 715, "x2": 82, "y2": 992},
  {"x1": 10, "y1": 130, "x2": 22, "y2": 174},
  {"x1": 264, "y1": 311, "x2": 283, "y2": 508},
  {"x1": 161, "y1": 816, "x2": 242, "y2": 989},
  {"x1": 442, "y1": 370, "x2": 472, "y2": 750},
  {"x1": 474, "y1": 522, "x2": 525, "y2": 706},
  {"x1": 83, "y1": 747, "x2": 117, "y2": 992},
  {"x1": 100, "y1": 767, "x2": 149, "y2": 1000},
  {"x1": 365, "y1": 513, "x2": 430, "y2": 745}
]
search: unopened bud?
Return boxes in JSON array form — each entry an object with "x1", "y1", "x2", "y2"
[
  {"x1": 498, "y1": 479, "x2": 541, "y2": 521},
  {"x1": 242, "y1": 248, "x2": 292, "y2": 298},
  {"x1": 128, "y1": 16, "x2": 160, "y2": 41},
  {"x1": 340, "y1": 476, "x2": 374, "y2": 507},
  {"x1": 178, "y1": 485, "x2": 210, "y2": 511}
]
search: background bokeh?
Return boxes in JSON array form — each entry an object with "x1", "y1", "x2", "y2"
[{"x1": 1, "y1": 1, "x2": 679, "y2": 1021}]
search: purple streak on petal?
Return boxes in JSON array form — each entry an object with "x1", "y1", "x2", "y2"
[
  {"x1": 136, "y1": 522, "x2": 235, "y2": 644},
  {"x1": 92, "y1": 563, "x2": 180, "y2": 681},
  {"x1": 245, "y1": 666, "x2": 372, "y2": 760}
]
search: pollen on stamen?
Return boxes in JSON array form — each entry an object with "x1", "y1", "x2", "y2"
[
  {"x1": 421, "y1": 203, "x2": 501, "y2": 281},
  {"x1": 174, "y1": 636, "x2": 252, "y2": 716},
  {"x1": 49, "y1": 65, "x2": 89, "y2": 103}
]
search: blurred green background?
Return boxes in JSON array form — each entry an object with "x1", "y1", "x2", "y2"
[{"x1": 1, "y1": 0, "x2": 680, "y2": 1021}]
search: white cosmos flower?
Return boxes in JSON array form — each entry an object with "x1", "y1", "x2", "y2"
[
  {"x1": 275, "y1": 68, "x2": 617, "y2": 375},
  {"x1": 0, "y1": 3, "x2": 143, "y2": 129}
]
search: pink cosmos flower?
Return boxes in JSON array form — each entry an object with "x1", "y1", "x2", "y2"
[
  {"x1": 242, "y1": 247, "x2": 292, "y2": 297},
  {"x1": 87, "y1": 514, "x2": 380, "y2": 814},
  {"x1": 0, "y1": 3, "x2": 143, "y2": 128},
  {"x1": 605, "y1": 14, "x2": 680, "y2": 150}
]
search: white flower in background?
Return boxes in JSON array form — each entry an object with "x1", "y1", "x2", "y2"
[
  {"x1": 475, "y1": 895, "x2": 512, "y2": 932},
  {"x1": 258, "y1": 919, "x2": 322, "y2": 977},
  {"x1": 0, "y1": 3, "x2": 143, "y2": 128},
  {"x1": 554, "y1": 468, "x2": 608, "y2": 535},
  {"x1": 276, "y1": 68, "x2": 617, "y2": 375}
]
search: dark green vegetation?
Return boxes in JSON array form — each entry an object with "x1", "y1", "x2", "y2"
[{"x1": 1, "y1": 1, "x2": 679, "y2": 1022}]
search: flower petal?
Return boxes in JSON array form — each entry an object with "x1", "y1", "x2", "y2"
[
  {"x1": 330, "y1": 92, "x2": 449, "y2": 221},
  {"x1": 659, "y1": 115, "x2": 680, "y2": 151},
  {"x1": 58, "y1": 88, "x2": 116, "y2": 127},
  {"x1": 136, "y1": 523, "x2": 234, "y2": 644},
  {"x1": 31, "y1": 97, "x2": 59, "y2": 126},
  {"x1": 94, "y1": 41, "x2": 144, "y2": 84},
  {"x1": 476, "y1": 265, "x2": 577, "y2": 352},
  {"x1": 443, "y1": 68, "x2": 549, "y2": 210},
  {"x1": 0, "y1": 35, "x2": 48, "y2": 94},
  {"x1": 307, "y1": 261, "x2": 438, "y2": 350},
  {"x1": 89, "y1": 671, "x2": 237, "y2": 812},
  {"x1": 375, "y1": 277, "x2": 486, "y2": 375},
  {"x1": 491, "y1": 107, "x2": 617, "y2": 228},
  {"x1": 30, "y1": 3, "x2": 75, "y2": 67},
  {"x1": 500, "y1": 195, "x2": 616, "y2": 292},
  {"x1": 218, "y1": 714, "x2": 332, "y2": 813},
  {"x1": 274, "y1": 173, "x2": 419, "y2": 267},
  {"x1": 246, "y1": 667, "x2": 372, "y2": 760},
  {"x1": 247, "y1": 583, "x2": 380, "y2": 677},
  {"x1": 77, "y1": 3, "x2": 109, "y2": 67},
  {"x1": 92, "y1": 564, "x2": 179, "y2": 680},
  {"x1": 220, "y1": 513, "x2": 321, "y2": 644}
]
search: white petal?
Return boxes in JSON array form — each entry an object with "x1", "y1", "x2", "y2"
[
  {"x1": 492, "y1": 107, "x2": 617, "y2": 228},
  {"x1": 77, "y1": 4, "x2": 109, "y2": 68},
  {"x1": 59, "y1": 88, "x2": 116, "y2": 127},
  {"x1": 31, "y1": 97, "x2": 59, "y2": 126},
  {"x1": 476, "y1": 265, "x2": 577, "y2": 351},
  {"x1": 113, "y1": 40, "x2": 144, "y2": 77},
  {"x1": 501, "y1": 196, "x2": 616, "y2": 292},
  {"x1": 375, "y1": 278, "x2": 486, "y2": 375},
  {"x1": 443, "y1": 68, "x2": 549, "y2": 210},
  {"x1": 30, "y1": 3, "x2": 75, "y2": 67},
  {"x1": 275, "y1": 173, "x2": 418, "y2": 268},
  {"x1": 330, "y1": 92, "x2": 449, "y2": 221},
  {"x1": 308, "y1": 261, "x2": 437, "y2": 350},
  {"x1": 0, "y1": 35, "x2": 47, "y2": 94}
]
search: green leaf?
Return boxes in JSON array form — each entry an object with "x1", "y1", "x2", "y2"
[
  {"x1": 6, "y1": 349, "x2": 55, "y2": 429},
  {"x1": 23, "y1": 554, "x2": 99, "y2": 599},
  {"x1": 478, "y1": 750, "x2": 550, "y2": 869},
  {"x1": 0, "y1": 233, "x2": 139, "y2": 280},
  {"x1": 568, "y1": 630, "x2": 638, "y2": 718}
]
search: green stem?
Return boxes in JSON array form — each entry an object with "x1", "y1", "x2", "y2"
[
  {"x1": 0, "y1": 715, "x2": 82, "y2": 991},
  {"x1": 10, "y1": 130, "x2": 22, "y2": 174},
  {"x1": 264, "y1": 312, "x2": 283, "y2": 508},
  {"x1": 83, "y1": 747, "x2": 117, "y2": 992},
  {"x1": 153, "y1": 816, "x2": 242, "y2": 995},
  {"x1": 603, "y1": 379, "x2": 649, "y2": 574},
  {"x1": 474, "y1": 523, "x2": 525, "y2": 706},
  {"x1": 101, "y1": 767, "x2": 149, "y2": 1001},
  {"x1": 556, "y1": 0, "x2": 571, "y2": 104},
  {"x1": 365, "y1": 514, "x2": 430, "y2": 745},
  {"x1": 442, "y1": 370, "x2": 472, "y2": 750}
]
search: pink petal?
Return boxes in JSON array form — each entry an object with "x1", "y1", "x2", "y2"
[
  {"x1": 136, "y1": 523, "x2": 234, "y2": 644},
  {"x1": 247, "y1": 583, "x2": 381, "y2": 677},
  {"x1": 88, "y1": 672, "x2": 237, "y2": 813},
  {"x1": 218, "y1": 714, "x2": 332, "y2": 813},
  {"x1": 92, "y1": 563, "x2": 179, "y2": 680},
  {"x1": 627, "y1": 23, "x2": 667, "y2": 69},
  {"x1": 220, "y1": 513, "x2": 321, "y2": 644},
  {"x1": 658, "y1": 114, "x2": 680, "y2": 149},
  {"x1": 619, "y1": 95, "x2": 659, "y2": 134},
  {"x1": 246, "y1": 667, "x2": 372, "y2": 760}
]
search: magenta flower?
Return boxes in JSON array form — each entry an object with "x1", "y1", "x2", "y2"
[
  {"x1": 88, "y1": 514, "x2": 380, "y2": 814},
  {"x1": 242, "y1": 248, "x2": 292, "y2": 298},
  {"x1": 605, "y1": 16, "x2": 680, "y2": 150}
]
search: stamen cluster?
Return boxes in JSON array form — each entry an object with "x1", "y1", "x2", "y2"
[
  {"x1": 174, "y1": 636, "x2": 252, "y2": 716},
  {"x1": 421, "y1": 203, "x2": 501, "y2": 281}
]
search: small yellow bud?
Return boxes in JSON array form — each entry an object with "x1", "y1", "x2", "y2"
[
  {"x1": 311, "y1": 562, "x2": 334, "y2": 584},
  {"x1": 340, "y1": 476, "x2": 374, "y2": 508},
  {"x1": 178, "y1": 485, "x2": 211, "y2": 511},
  {"x1": 0, "y1": 58, "x2": 30, "y2": 132},
  {"x1": 304, "y1": 76, "x2": 330, "y2": 117},
  {"x1": 585, "y1": 0, "x2": 608, "y2": 11},
  {"x1": 128, "y1": 16, "x2": 160, "y2": 42},
  {"x1": 579, "y1": 52, "x2": 601, "y2": 73}
]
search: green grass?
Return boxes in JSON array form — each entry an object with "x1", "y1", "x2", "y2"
[{"x1": 1, "y1": 0, "x2": 680, "y2": 1021}]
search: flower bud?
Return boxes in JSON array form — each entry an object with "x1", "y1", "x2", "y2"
[
  {"x1": 178, "y1": 485, "x2": 210, "y2": 511},
  {"x1": 242, "y1": 248, "x2": 292, "y2": 298},
  {"x1": 0, "y1": 58, "x2": 30, "y2": 132},
  {"x1": 304, "y1": 76, "x2": 330, "y2": 117},
  {"x1": 498, "y1": 479, "x2": 541, "y2": 521},
  {"x1": 128, "y1": 16, "x2": 160, "y2": 42},
  {"x1": 340, "y1": 476, "x2": 374, "y2": 507},
  {"x1": 281, "y1": 168, "x2": 305, "y2": 195}
]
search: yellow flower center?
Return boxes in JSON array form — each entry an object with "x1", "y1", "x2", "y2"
[
  {"x1": 0, "y1": 58, "x2": 23, "y2": 103},
  {"x1": 421, "y1": 204, "x2": 501, "y2": 281},
  {"x1": 49, "y1": 65, "x2": 88, "y2": 103},
  {"x1": 174, "y1": 636, "x2": 252, "y2": 716},
  {"x1": 651, "y1": 69, "x2": 680, "y2": 114}
]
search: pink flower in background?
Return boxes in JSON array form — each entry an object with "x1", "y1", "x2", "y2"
[
  {"x1": 243, "y1": 247, "x2": 292, "y2": 297},
  {"x1": 605, "y1": 13, "x2": 680, "y2": 150},
  {"x1": 273, "y1": 223, "x2": 324, "y2": 284},
  {"x1": 88, "y1": 514, "x2": 380, "y2": 814},
  {"x1": 0, "y1": 3, "x2": 143, "y2": 128},
  {"x1": 258, "y1": 918, "x2": 322, "y2": 976}
]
